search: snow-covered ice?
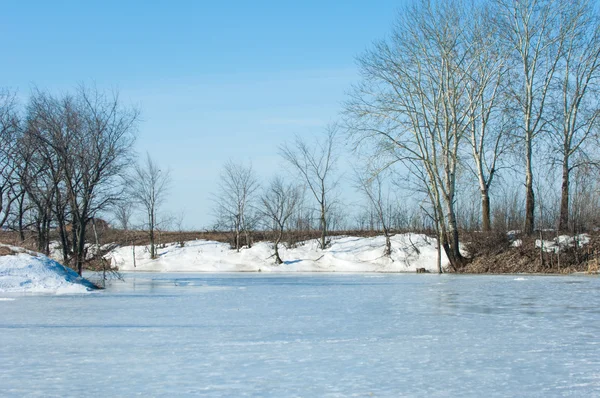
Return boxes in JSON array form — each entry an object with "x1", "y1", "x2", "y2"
[
  {"x1": 1, "y1": 273, "x2": 599, "y2": 396},
  {"x1": 106, "y1": 233, "x2": 446, "y2": 273},
  {"x1": 0, "y1": 245, "x2": 96, "y2": 294}
]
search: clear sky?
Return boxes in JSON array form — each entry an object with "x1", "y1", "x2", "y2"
[{"x1": 1, "y1": 0, "x2": 401, "y2": 229}]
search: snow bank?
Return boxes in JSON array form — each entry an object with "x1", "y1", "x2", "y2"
[
  {"x1": 0, "y1": 245, "x2": 96, "y2": 294},
  {"x1": 106, "y1": 233, "x2": 447, "y2": 273},
  {"x1": 535, "y1": 234, "x2": 590, "y2": 253}
]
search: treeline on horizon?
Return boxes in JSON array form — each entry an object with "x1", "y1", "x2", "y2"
[{"x1": 1, "y1": 0, "x2": 600, "y2": 273}]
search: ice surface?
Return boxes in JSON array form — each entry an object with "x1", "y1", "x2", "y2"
[
  {"x1": 1, "y1": 273, "x2": 599, "y2": 396},
  {"x1": 105, "y1": 233, "x2": 447, "y2": 273}
]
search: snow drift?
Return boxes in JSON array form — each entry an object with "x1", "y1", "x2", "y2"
[
  {"x1": 0, "y1": 245, "x2": 96, "y2": 294},
  {"x1": 106, "y1": 233, "x2": 447, "y2": 273}
]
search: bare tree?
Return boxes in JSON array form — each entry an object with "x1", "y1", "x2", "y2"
[
  {"x1": 26, "y1": 86, "x2": 138, "y2": 275},
  {"x1": 546, "y1": 0, "x2": 600, "y2": 232},
  {"x1": 174, "y1": 210, "x2": 187, "y2": 247},
  {"x1": 16, "y1": 142, "x2": 56, "y2": 254},
  {"x1": 214, "y1": 160, "x2": 259, "y2": 251},
  {"x1": 464, "y1": 4, "x2": 511, "y2": 232},
  {"x1": 113, "y1": 199, "x2": 134, "y2": 231},
  {"x1": 494, "y1": 0, "x2": 571, "y2": 234},
  {"x1": 280, "y1": 125, "x2": 339, "y2": 250},
  {"x1": 0, "y1": 89, "x2": 20, "y2": 228},
  {"x1": 21, "y1": 97, "x2": 68, "y2": 255},
  {"x1": 346, "y1": 0, "x2": 472, "y2": 270},
  {"x1": 354, "y1": 166, "x2": 394, "y2": 257},
  {"x1": 129, "y1": 153, "x2": 170, "y2": 260},
  {"x1": 260, "y1": 176, "x2": 301, "y2": 264}
]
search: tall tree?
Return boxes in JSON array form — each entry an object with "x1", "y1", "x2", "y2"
[
  {"x1": 547, "y1": 0, "x2": 600, "y2": 232},
  {"x1": 494, "y1": 0, "x2": 570, "y2": 234},
  {"x1": 346, "y1": 0, "x2": 472, "y2": 270},
  {"x1": 464, "y1": 4, "x2": 510, "y2": 232},
  {"x1": 26, "y1": 86, "x2": 137, "y2": 275},
  {"x1": 0, "y1": 89, "x2": 20, "y2": 228}
]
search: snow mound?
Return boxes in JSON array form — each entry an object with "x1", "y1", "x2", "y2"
[
  {"x1": 0, "y1": 245, "x2": 96, "y2": 294},
  {"x1": 535, "y1": 234, "x2": 590, "y2": 253},
  {"x1": 106, "y1": 233, "x2": 447, "y2": 273}
]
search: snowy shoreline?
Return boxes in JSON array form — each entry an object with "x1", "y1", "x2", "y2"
[{"x1": 106, "y1": 233, "x2": 448, "y2": 274}]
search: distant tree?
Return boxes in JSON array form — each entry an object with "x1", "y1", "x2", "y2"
[
  {"x1": 129, "y1": 153, "x2": 170, "y2": 260},
  {"x1": 174, "y1": 210, "x2": 187, "y2": 247},
  {"x1": 280, "y1": 125, "x2": 339, "y2": 250},
  {"x1": 113, "y1": 200, "x2": 134, "y2": 231},
  {"x1": 260, "y1": 176, "x2": 301, "y2": 264},
  {"x1": 354, "y1": 166, "x2": 393, "y2": 257},
  {"x1": 214, "y1": 160, "x2": 260, "y2": 251}
]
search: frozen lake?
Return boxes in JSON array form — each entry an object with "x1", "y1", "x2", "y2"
[{"x1": 1, "y1": 273, "x2": 600, "y2": 397}]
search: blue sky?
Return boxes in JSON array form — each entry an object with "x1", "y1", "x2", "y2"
[{"x1": 1, "y1": 0, "x2": 401, "y2": 228}]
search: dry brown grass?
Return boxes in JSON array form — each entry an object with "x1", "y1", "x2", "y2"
[
  {"x1": 0, "y1": 246, "x2": 16, "y2": 256},
  {"x1": 459, "y1": 232, "x2": 600, "y2": 274}
]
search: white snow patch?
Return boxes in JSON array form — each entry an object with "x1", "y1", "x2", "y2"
[
  {"x1": 535, "y1": 234, "x2": 590, "y2": 253},
  {"x1": 106, "y1": 233, "x2": 447, "y2": 273},
  {"x1": 0, "y1": 244, "x2": 96, "y2": 294}
]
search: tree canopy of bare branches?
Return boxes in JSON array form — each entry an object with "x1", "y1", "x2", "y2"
[
  {"x1": 24, "y1": 85, "x2": 138, "y2": 274},
  {"x1": 346, "y1": 0, "x2": 473, "y2": 270},
  {"x1": 280, "y1": 125, "x2": 339, "y2": 250},
  {"x1": 0, "y1": 89, "x2": 20, "y2": 229},
  {"x1": 129, "y1": 153, "x2": 171, "y2": 259},
  {"x1": 214, "y1": 160, "x2": 260, "y2": 251},
  {"x1": 260, "y1": 176, "x2": 301, "y2": 264}
]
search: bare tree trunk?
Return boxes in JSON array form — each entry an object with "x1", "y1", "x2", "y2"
[
  {"x1": 437, "y1": 230, "x2": 442, "y2": 274},
  {"x1": 149, "y1": 210, "x2": 156, "y2": 259},
  {"x1": 75, "y1": 222, "x2": 86, "y2": 276},
  {"x1": 274, "y1": 231, "x2": 283, "y2": 264},
  {"x1": 445, "y1": 203, "x2": 464, "y2": 269},
  {"x1": 524, "y1": 139, "x2": 535, "y2": 235},
  {"x1": 44, "y1": 216, "x2": 51, "y2": 255},
  {"x1": 235, "y1": 215, "x2": 240, "y2": 251},
  {"x1": 384, "y1": 228, "x2": 391, "y2": 257},
  {"x1": 481, "y1": 190, "x2": 491, "y2": 232},
  {"x1": 17, "y1": 192, "x2": 25, "y2": 242},
  {"x1": 55, "y1": 200, "x2": 70, "y2": 263},
  {"x1": 132, "y1": 240, "x2": 136, "y2": 268},
  {"x1": 559, "y1": 159, "x2": 570, "y2": 232},
  {"x1": 320, "y1": 199, "x2": 327, "y2": 250}
]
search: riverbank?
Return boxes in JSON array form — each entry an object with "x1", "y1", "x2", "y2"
[
  {"x1": 2, "y1": 230, "x2": 597, "y2": 278},
  {"x1": 105, "y1": 234, "x2": 446, "y2": 273},
  {"x1": 104, "y1": 231, "x2": 600, "y2": 275}
]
